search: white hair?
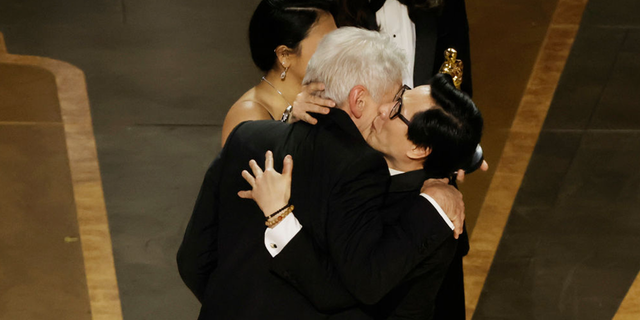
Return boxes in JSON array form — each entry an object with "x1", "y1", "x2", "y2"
[{"x1": 303, "y1": 27, "x2": 407, "y2": 105}]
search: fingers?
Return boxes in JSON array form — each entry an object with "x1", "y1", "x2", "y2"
[
  {"x1": 248, "y1": 159, "x2": 263, "y2": 179},
  {"x1": 237, "y1": 190, "x2": 253, "y2": 199},
  {"x1": 301, "y1": 102, "x2": 331, "y2": 114},
  {"x1": 304, "y1": 82, "x2": 326, "y2": 93},
  {"x1": 453, "y1": 197, "x2": 465, "y2": 239},
  {"x1": 241, "y1": 170, "x2": 256, "y2": 188},
  {"x1": 422, "y1": 178, "x2": 449, "y2": 191},
  {"x1": 265, "y1": 151, "x2": 274, "y2": 171},
  {"x1": 302, "y1": 113, "x2": 318, "y2": 125},
  {"x1": 307, "y1": 95, "x2": 335, "y2": 109},
  {"x1": 282, "y1": 154, "x2": 293, "y2": 178},
  {"x1": 451, "y1": 209, "x2": 462, "y2": 239},
  {"x1": 480, "y1": 160, "x2": 489, "y2": 171}
]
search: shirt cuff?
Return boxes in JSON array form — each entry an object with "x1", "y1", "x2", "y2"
[
  {"x1": 420, "y1": 193, "x2": 455, "y2": 230},
  {"x1": 264, "y1": 213, "x2": 302, "y2": 257}
]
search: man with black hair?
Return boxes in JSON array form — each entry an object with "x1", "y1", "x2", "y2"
[
  {"x1": 262, "y1": 73, "x2": 483, "y2": 319},
  {"x1": 330, "y1": 3, "x2": 476, "y2": 314}
]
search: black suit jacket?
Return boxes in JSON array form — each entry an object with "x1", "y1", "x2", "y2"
[
  {"x1": 177, "y1": 109, "x2": 452, "y2": 319},
  {"x1": 271, "y1": 170, "x2": 458, "y2": 319},
  {"x1": 373, "y1": 170, "x2": 457, "y2": 319}
]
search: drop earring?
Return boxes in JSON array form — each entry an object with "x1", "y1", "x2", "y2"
[{"x1": 280, "y1": 66, "x2": 289, "y2": 80}]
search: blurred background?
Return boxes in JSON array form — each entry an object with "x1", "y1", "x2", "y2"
[{"x1": 1, "y1": 0, "x2": 639, "y2": 319}]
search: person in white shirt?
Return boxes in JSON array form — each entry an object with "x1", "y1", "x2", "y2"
[{"x1": 333, "y1": 0, "x2": 473, "y2": 96}]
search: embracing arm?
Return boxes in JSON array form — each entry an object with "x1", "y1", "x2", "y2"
[
  {"x1": 235, "y1": 151, "x2": 356, "y2": 311},
  {"x1": 324, "y1": 164, "x2": 454, "y2": 304},
  {"x1": 271, "y1": 157, "x2": 457, "y2": 305},
  {"x1": 246, "y1": 152, "x2": 462, "y2": 307},
  {"x1": 268, "y1": 193, "x2": 455, "y2": 311},
  {"x1": 288, "y1": 82, "x2": 334, "y2": 125}
]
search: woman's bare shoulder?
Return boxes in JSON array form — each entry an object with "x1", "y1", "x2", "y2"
[
  {"x1": 225, "y1": 99, "x2": 272, "y2": 123},
  {"x1": 221, "y1": 95, "x2": 273, "y2": 146}
]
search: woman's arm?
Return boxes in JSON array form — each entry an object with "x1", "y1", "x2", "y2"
[{"x1": 238, "y1": 152, "x2": 358, "y2": 312}]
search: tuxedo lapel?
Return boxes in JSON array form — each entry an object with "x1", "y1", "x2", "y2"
[{"x1": 412, "y1": 9, "x2": 439, "y2": 86}]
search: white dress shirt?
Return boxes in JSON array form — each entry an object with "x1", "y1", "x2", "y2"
[
  {"x1": 264, "y1": 168, "x2": 454, "y2": 257},
  {"x1": 376, "y1": 0, "x2": 416, "y2": 88}
]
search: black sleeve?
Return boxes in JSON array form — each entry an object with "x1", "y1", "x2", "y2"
[
  {"x1": 386, "y1": 237, "x2": 457, "y2": 319},
  {"x1": 272, "y1": 156, "x2": 453, "y2": 307},
  {"x1": 176, "y1": 124, "x2": 241, "y2": 301},
  {"x1": 269, "y1": 228, "x2": 358, "y2": 313},
  {"x1": 326, "y1": 164, "x2": 453, "y2": 305}
]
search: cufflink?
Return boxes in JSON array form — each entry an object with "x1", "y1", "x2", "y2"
[{"x1": 270, "y1": 243, "x2": 278, "y2": 249}]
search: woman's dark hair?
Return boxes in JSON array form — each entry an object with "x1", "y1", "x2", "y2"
[
  {"x1": 407, "y1": 73, "x2": 483, "y2": 178},
  {"x1": 249, "y1": 0, "x2": 333, "y2": 72}
]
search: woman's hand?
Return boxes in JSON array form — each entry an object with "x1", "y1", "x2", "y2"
[
  {"x1": 289, "y1": 82, "x2": 336, "y2": 125},
  {"x1": 238, "y1": 151, "x2": 293, "y2": 218}
]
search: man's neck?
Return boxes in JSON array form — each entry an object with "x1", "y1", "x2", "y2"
[{"x1": 386, "y1": 158, "x2": 423, "y2": 173}]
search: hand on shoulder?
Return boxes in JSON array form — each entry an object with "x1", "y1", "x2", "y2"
[
  {"x1": 421, "y1": 178, "x2": 465, "y2": 239},
  {"x1": 289, "y1": 82, "x2": 335, "y2": 125}
]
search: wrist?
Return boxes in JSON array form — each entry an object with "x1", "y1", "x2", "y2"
[
  {"x1": 265, "y1": 205, "x2": 294, "y2": 228},
  {"x1": 263, "y1": 202, "x2": 289, "y2": 219}
]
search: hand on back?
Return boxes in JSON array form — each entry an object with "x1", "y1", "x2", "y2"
[
  {"x1": 421, "y1": 178, "x2": 465, "y2": 239},
  {"x1": 238, "y1": 151, "x2": 293, "y2": 218}
]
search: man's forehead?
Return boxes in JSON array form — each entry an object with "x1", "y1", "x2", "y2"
[
  {"x1": 386, "y1": 82, "x2": 403, "y2": 99},
  {"x1": 413, "y1": 85, "x2": 432, "y2": 96},
  {"x1": 406, "y1": 85, "x2": 436, "y2": 113}
]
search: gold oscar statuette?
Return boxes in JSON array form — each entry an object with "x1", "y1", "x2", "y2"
[{"x1": 438, "y1": 48, "x2": 463, "y2": 89}]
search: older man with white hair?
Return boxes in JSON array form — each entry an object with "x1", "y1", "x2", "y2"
[{"x1": 177, "y1": 27, "x2": 466, "y2": 319}]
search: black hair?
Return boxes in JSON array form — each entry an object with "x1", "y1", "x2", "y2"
[
  {"x1": 249, "y1": 0, "x2": 333, "y2": 72},
  {"x1": 407, "y1": 73, "x2": 483, "y2": 178}
]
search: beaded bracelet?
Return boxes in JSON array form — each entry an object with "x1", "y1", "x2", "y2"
[
  {"x1": 265, "y1": 203, "x2": 290, "y2": 221},
  {"x1": 265, "y1": 205, "x2": 295, "y2": 228}
]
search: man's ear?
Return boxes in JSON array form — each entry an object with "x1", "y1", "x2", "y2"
[
  {"x1": 406, "y1": 145, "x2": 431, "y2": 161},
  {"x1": 348, "y1": 85, "x2": 366, "y2": 118}
]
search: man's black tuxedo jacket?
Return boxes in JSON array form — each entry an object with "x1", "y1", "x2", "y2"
[
  {"x1": 271, "y1": 170, "x2": 458, "y2": 319},
  {"x1": 372, "y1": 170, "x2": 458, "y2": 319},
  {"x1": 177, "y1": 109, "x2": 452, "y2": 319}
]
